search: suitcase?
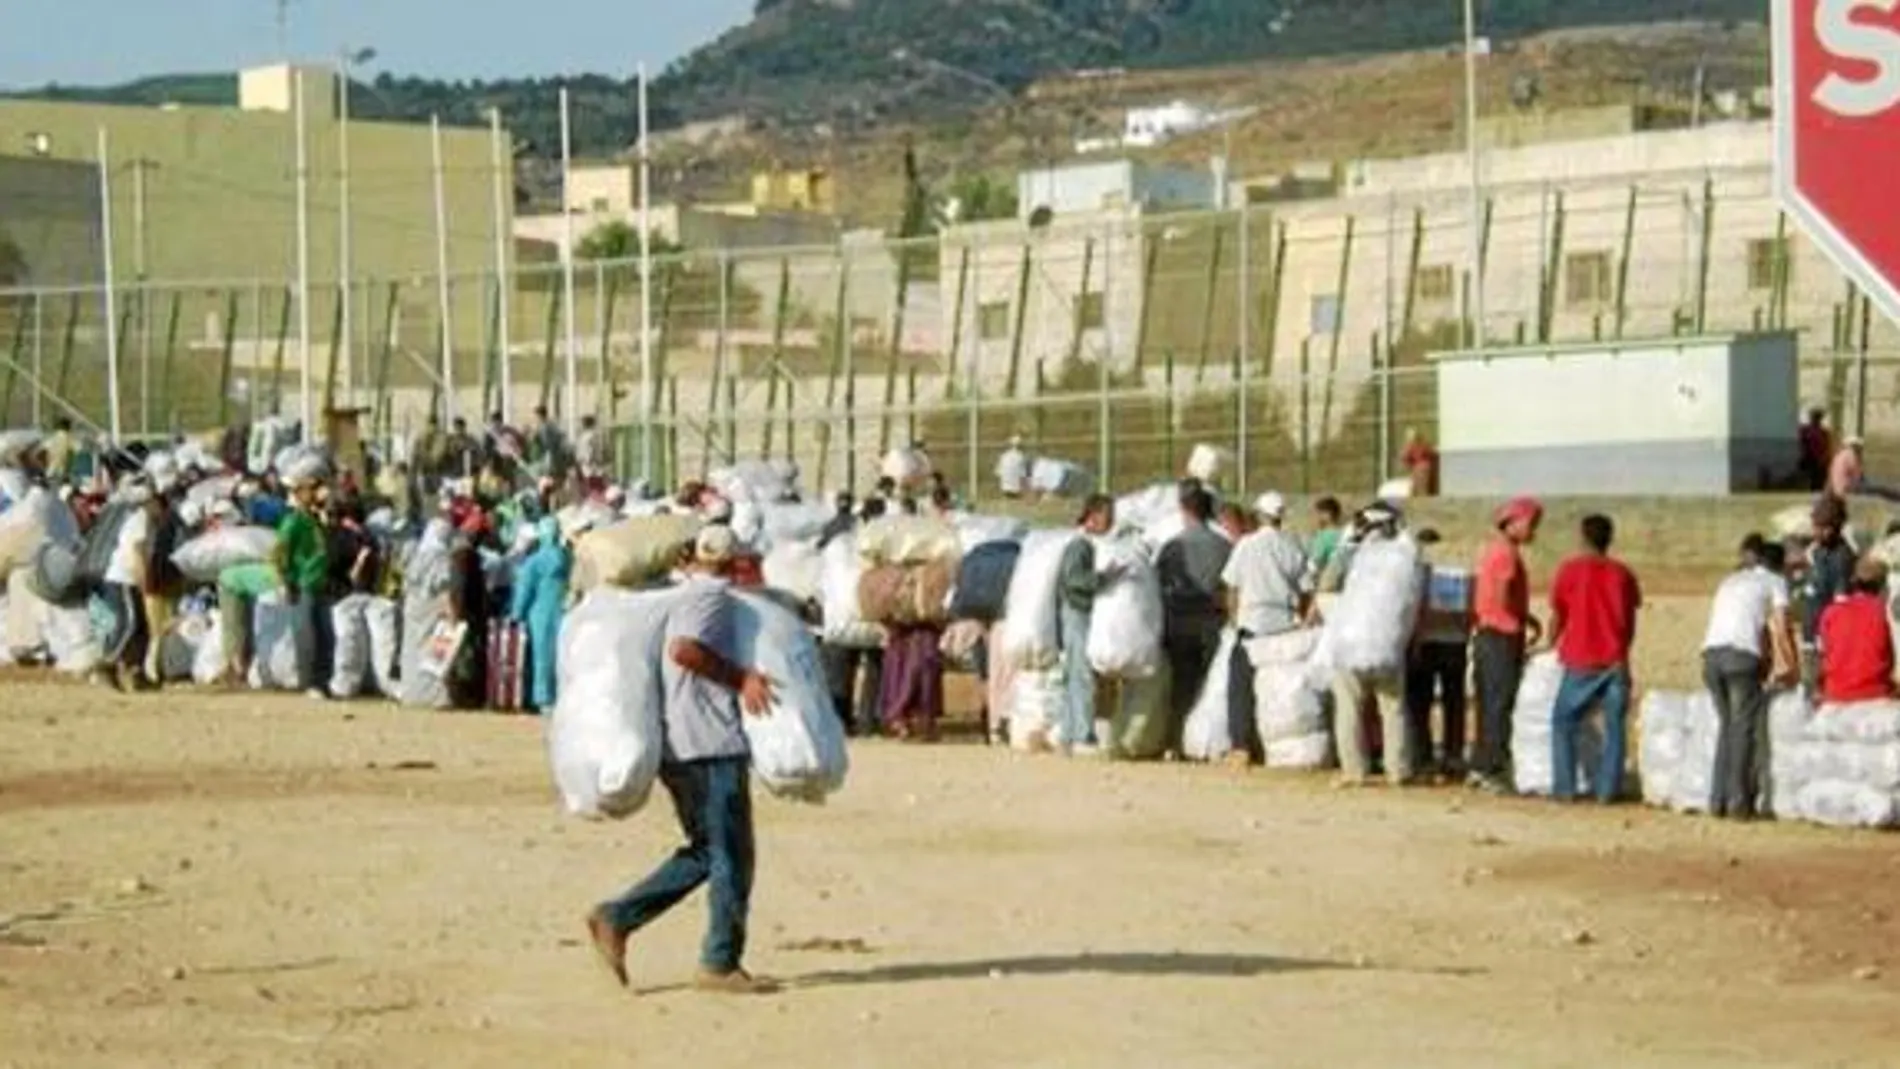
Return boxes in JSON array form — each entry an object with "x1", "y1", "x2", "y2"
[{"x1": 486, "y1": 620, "x2": 526, "y2": 712}]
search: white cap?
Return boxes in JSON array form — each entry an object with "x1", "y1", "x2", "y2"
[
  {"x1": 694, "y1": 524, "x2": 737, "y2": 565},
  {"x1": 1253, "y1": 491, "x2": 1286, "y2": 520}
]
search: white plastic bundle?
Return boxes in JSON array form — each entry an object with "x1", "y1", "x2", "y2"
[
  {"x1": 1085, "y1": 536, "x2": 1164, "y2": 679},
  {"x1": 1325, "y1": 534, "x2": 1421, "y2": 676},
  {"x1": 1509, "y1": 655, "x2": 1604, "y2": 797},
  {"x1": 1181, "y1": 629, "x2": 1238, "y2": 761},
  {"x1": 1252, "y1": 631, "x2": 1325, "y2": 738},
  {"x1": 1185, "y1": 444, "x2": 1225, "y2": 482},
  {"x1": 1007, "y1": 668, "x2": 1065, "y2": 752},
  {"x1": 45, "y1": 603, "x2": 99, "y2": 674},
  {"x1": 0, "y1": 467, "x2": 30, "y2": 509},
  {"x1": 763, "y1": 539, "x2": 824, "y2": 604},
  {"x1": 273, "y1": 444, "x2": 331, "y2": 484},
  {"x1": 954, "y1": 513, "x2": 1029, "y2": 553},
  {"x1": 730, "y1": 592, "x2": 850, "y2": 802},
  {"x1": 1637, "y1": 690, "x2": 1691, "y2": 808},
  {"x1": 1774, "y1": 698, "x2": 1900, "y2": 828},
  {"x1": 547, "y1": 588, "x2": 680, "y2": 819},
  {"x1": 710, "y1": 459, "x2": 795, "y2": 504},
  {"x1": 327, "y1": 594, "x2": 374, "y2": 698},
  {"x1": 818, "y1": 534, "x2": 882, "y2": 649},
  {"x1": 5, "y1": 567, "x2": 49, "y2": 659},
  {"x1": 1375, "y1": 476, "x2": 1414, "y2": 500},
  {"x1": 365, "y1": 596, "x2": 400, "y2": 697},
  {"x1": 155, "y1": 611, "x2": 211, "y2": 682},
  {"x1": 1266, "y1": 734, "x2": 1333, "y2": 770},
  {"x1": 0, "y1": 430, "x2": 44, "y2": 466},
  {"x1": 191, "y1": 611, "x2": 226, "y2": 685},
  {"x1": 759, "y1": 501, "x2": 833, "y2": 548},
  {"x1": 996, "y1": 529, "x2": 1078, "y2": 670},
  {"x1": 172, "y1": 526, "x2": 278, "y2": 582},
  {"x1": 857, "y1": 515, "x2": 960, "y2": 567},
  {"x1": 0, "y1": 488, "x2": 79, "y2": 575},
  {"x1": 247, "y1": 591, "x2": 313, "y2": 691},
  {"x1": 1029, "y1": 458, "x2": 1093, "y2": 498},
  {"x1": 880, "y1": 447, "x2": 931, "y2": 489}
]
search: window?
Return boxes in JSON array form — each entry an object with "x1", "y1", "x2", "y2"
[
  {"x1": 1748, "y1": 237, "x2": 1791, "y2": 291},
  {"x1": 1564, "y1": 251, "x2": 1613, "y2": 308},
  {"x1": 1416, "y1": 263, "x2": 1455, "y2": 304},
  {"x1": 1075, "y1": 291, "x2": 1106, "y2": 330},
  {"x1": 978, "y1": 301, "x2": 1011, "y2": 341},
  {"x1": 1309, "y1": 294, "x2": 1341, "y2": 336}
]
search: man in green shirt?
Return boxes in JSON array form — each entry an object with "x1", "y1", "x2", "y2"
[
  {"x1": 1309, "y1": 496, "x2": 1346, "y2": 593},
  {"x1": 275, "y1": 478, "x2": 331, "y2": 695}
]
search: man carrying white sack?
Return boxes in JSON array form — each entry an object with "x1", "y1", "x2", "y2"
[
  {"x1": 1055, "y1": 494, "x2": 1121, "y2": 754},
  {"x1": 586, "y1": 526, "x2": 779, "y2": 995},
  {"x1": 996, "y1": 435, "x2": 1029, "y2": 499},
  {"x1": 1701, "y1": 534, "x2": 1798, "y2": 822},
  {"x1": 1220, "y1": 492, "x2": 1311, "y2": 767},
  {"x1": 1328, "y1": 503, "x2": 1421, "y2": 788}
]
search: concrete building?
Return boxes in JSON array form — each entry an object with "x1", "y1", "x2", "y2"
[{"x1": 1016, "y1": 159, "x2": 1222, "y2": 220}]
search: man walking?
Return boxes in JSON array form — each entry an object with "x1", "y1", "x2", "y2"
[
  {"x1": 586, "y1": 526, "x2": 777, "y2": 994},
  {"x1": 1056, "y1": 495, "x2": 1118, "y2": 754},
  {"x1": 1546, "y1": 513, "x2": 1643, "y2": 804},
  {"x1": 1220, "y1": 492, "x2": 1310, "y2": 767},
  {"x1": 1154, "y1": 485, "x2": 1232, "y2": 753},
  {"x1": 1701, "y1": 535, "x2": 1797, "y2": 821},
  {"x1": 274, "y1": 477, "x2": 331, "y2": 696},
  {"x1": 1468, "y1": 497, "x2": 1542, "y2": 795},
  {"x1": 1405, "y1": 528, "x2": 1473, "y2": 781}
]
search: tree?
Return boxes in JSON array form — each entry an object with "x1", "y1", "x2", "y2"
[
  {"x1": 944, "y1": 173, "x2": 1019, "y2": 223},
  {"x1": 574, "y1": 221, "x2": 680, "y2": 264}
]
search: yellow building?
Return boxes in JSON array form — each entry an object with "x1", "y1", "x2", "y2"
[{"x1": 751, "y1": 167, "x2": 835, "y2": 214}]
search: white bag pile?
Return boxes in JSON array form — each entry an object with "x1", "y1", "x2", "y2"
[
  {"x1": 1086, "y1": 536, "x2": 1163, "y2": 680},
  {"x1": 1181, "y1": 630, "x2": 1239, "y2": 761},
  {"x1": 1029, "y1": 458, "x2": 1093, "y2": 498},
  {"x1": 1510, "y1": 655, "x2": 1603, "y2": 797},
  {"x1": 730, "y1": 592, "x2": 849, "y2": 802},
  {"x1": 548, "y1": 588, "x2": 679, "y2": 819},
  {"x1": 172, "y1": 526, "x2": 278, "y2": 583},
  {"x1": 1776, "y1": 698, "x2": 1900, "y2": 829},
  {"x1": 1325, "y1": 534, "x2": 1421, "y2": 676},
  {"x1": 1251, "y1": 628, "x2": 1331, "y2": 770},
  {"x1": 997, "y1": 530, "x2": 1078, "y2": 670},
  {"x1": 0, "y1": 487, "x2": 80, "y2": 575},
  {"x1": 1640, "y1": 688, "x2": 1809, "y2": 816},
  {"x1": 818, "y1": 534, "x2": 883, "y2": 649},
  {"x1": 1007, "y1": 668, "x2": 1065, "y2": 752},
  {"x1": 247, "y1": 590, "x2": 314, "y2": 691}
]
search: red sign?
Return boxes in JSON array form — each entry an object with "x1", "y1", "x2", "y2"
[{"x1": 1776, "y1": 0, "x2": 1900, "y2": 323}]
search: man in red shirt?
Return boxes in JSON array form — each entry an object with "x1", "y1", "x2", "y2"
[
  {"x1": 1400, "y1": 428, "x2": 1440, "y2": 497},
  {"x1": 1547, "y1": 513, "x2": 1642, "y2": 803},
  {"x1": 1467, "y1": 496, "x2": 1542, "y2": 795},
  {"x1": 1818, "y1": 556, "x2": 1895, "y2": 704}
]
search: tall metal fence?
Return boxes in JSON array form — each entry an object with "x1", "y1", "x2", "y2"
[{"x1": 4, "y1": 175, "x2": 1899, "y2": 498}]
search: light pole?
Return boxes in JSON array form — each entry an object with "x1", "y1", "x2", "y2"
[
  {"x1": 337, "y1": 46, "x2": 376, "y2": 407},
  {"x1": 1463, "y1": 0, "x2": 1487, "y2": 353}
]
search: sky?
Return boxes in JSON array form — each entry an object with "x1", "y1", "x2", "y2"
[{"x1": 0, "y1": 0, "x2": 755, "y2": 88}]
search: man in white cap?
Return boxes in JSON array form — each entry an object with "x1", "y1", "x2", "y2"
[
  {"x1": 1219, "y1": 491, "x2": 1311, "y2": 766},
  {"x1": 586, "y1": 524, "x2": 779, "y2": 995},
  {"x1": 995, "y1": 434, "x2": 1029, "y2": 499}
]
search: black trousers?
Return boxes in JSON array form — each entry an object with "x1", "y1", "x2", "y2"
[
  {"x1": 1404, "y1": 641, "x2": 1469, "y2": 771},
  {"x1": 821, "y1": 643, "x2": 884, "y2": 735},
  {"x1": 1164, "y1": 628, "x2": 1222, "y2": 753},
  {"x1": 1226, "y1": 629, "x2": 1262, "y2": 764},
  {"x1": 1469, "y1": 629, "x2": 1525, "y2": 778},
  {"x1": 1704, "y1": 646, "x2": 1767, "y2": 819}
]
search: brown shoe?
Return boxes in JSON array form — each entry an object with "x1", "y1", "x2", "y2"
[
  {"x1": 693, "y1": 968, "x2": 778, "y2": 995},
  {"x1": 584, "y1": 910, "x2": 629, "y2": 988}
]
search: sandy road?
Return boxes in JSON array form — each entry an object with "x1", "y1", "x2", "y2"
[{"x1": 2, "y1": 676, "x2": 1898, "y2": 1069}]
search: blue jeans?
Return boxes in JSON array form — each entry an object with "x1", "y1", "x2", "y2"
[
  {"x1": 1059, "y1": 605, "x2": 1096, "y2": 747},
  {"x1": 599, "y1": 757, "x2": 754, "y2": 972},
  {"x1": 1551, "y1": 667, "x2": 1629, "y2": 802}
]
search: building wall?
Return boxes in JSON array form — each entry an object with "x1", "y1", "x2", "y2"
[
  {"x1": 566, "y1": 164, "x2": 637, "y2": 215},
  {"x1": 0, "y1": 155, "x2": 99, "y2": 287}
]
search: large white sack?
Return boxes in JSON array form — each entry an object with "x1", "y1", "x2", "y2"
[
  {"x1": 1186, "y1": 444, "x2": 1225, "y2": 482},
  {"x1": 172, "y1": 526, "x2": 278, "y2": 583},
  {"x1": 730, "y1": 592, "x2": 850, "y2": 802},
  {"x1": 954, "y1": 513, "x2": 1029, "y2": 553},
  {"x1": 191, "y1": 611, "x2": 226, "y2": 685},
  {"x1": 1256, "y1": 662, "x2": 1326, "y2": 743},
  {"x1": 0, "y1": 488, "x2": 79, "y2": 575},
  {"x1": 1007, "y1": 668, "x2": 1064, "y2": 752},
  {"x1": 155, "y1": 611, "x2": 210, "y2": 682},
  {"x1": 185, "y1": 473, "x2": 241, "y2": 510},
  {"x1": 880, "y1": 447, "x2": 931, "y2": 489},
  {"x1": 365, "y1": 596, "x2": 400, "y2": 697},
  {"x1": 45, "y1": 603, "x2": 100, "y2": 674},
  {"x1": 1637, "y1": 689, "x2": 1690, "y2": 809},
  {"x1": 1376, "y1": 476, "x2": 1414, "y2": 501},
  {"x1": 1029, "y1": 458, "x2": 1093, "y2": 498},
  {"x1": 1086, "y1": 537, "x2": 1164, "y2": 679},
  {"x1": 1115, "y1": 484, "x2": 1178, "y2": 540},
  {"x1": 0, "y1": 430, "x2": 43, "y2": 466},
  {"x1": 1509, "y1": 655, "x2": 1606, "y2": 797},
  {"x1": 247, "y1": 591, "x2": 313, "y2": 691},
  {"x1": 1325, "y1": 534, "x2": 1421, "y2": 676},
  {"x1": 759, "y1": 501, "x2": 832, "y2": 548},
  {"x1": 327, "y1": 594, "x2": 374, "y2": 698},
  {"x1": 1787, "y1": 781, "x2": 1900, "y2": 829},
  {"x1": 710, "y1": 460, "x2": 794, "y2": 504},
  {"x1": 764, "y1": 540, "x2": 824, "y2": 604},
  {"x1": 997, "y1": 529, "x2": 1078, "y2": 671},
  {"x1": 1181, "y1": 630, "x2": 1239, "y2": 761},
  {"x1": 857, "y1": 515, "x2": 960, "y2": 567},
  {"x1": 818, "y1": 534, "x2": 882, "y2": 649},
  {"x1": 1803, "y1": 700, "x2": 1900, "y2": 744},
  {"x1": 5, "y1": 567, "x2": 49, "y2": 657},
  {"x1": 1266, "y1": 732, "x2": 1334, "y2": 771},
  {"x1": 548, "y1": 588, "x2": 680, "y2": 820},
  {"x1": 0, "y1": 467, "x2": 29, "y2": 508}
]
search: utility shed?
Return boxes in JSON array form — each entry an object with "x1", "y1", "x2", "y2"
[{"x1": 1429, "y1": 333, "x2": 1799, "y2": 496}]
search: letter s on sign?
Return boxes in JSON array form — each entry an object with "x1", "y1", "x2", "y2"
[{"x1": 1815, "y1": 0, "x2": 1900, "y2": 117}]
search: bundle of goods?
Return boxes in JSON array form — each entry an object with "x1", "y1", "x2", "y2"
[
  {"x1": 1509, "y1": 655, "x2": 1604, "y2": 797},
  {"x1": 247, "y1": 590, "x2": 315, "y2": 692},
  {"x1": 171, "y1": 526, "x2": 277, "y2": 583},
  {"x1": 1006, "y1": 668, "x2": 1066, "y2": 752},
  {"x1": 1185, "y1": 443, "x2": 1226, "y2": 483},
  {"x1": 855, "y1": 516, "x2": 960, "y2": 628},
  {"x1": 1252, "y1": 628, "x2": 1332, "y2": 770},
  {"x1": 0, "y1": 430, "x2": 44, "y2": 467},
  {"x1": 154, "y1": 609, "x2": 216, "y2": 683},
  {"x1": 1116, "y1": 483, "x2": 1189, "y2": 551},
  {"x1": 1637, "y1": 689, "x2": 1805, "y2": 816},
  {"x1": 938, "y1": 619, "x2": 988, "y2": 671},
  {"x1": 758, "y1": 501, "x2": 833, "y2": 549},
  {"x1": 548, "y1": 588, "x2": 681, "y2": 819},
  {"x1": 948, "y1": 540, "x2": 1022, "y2": 624},
  {"x1": 1375, "y1": 477, "x2": 1414, "y2": 501},
  {"x1": 729, "y1": 591, "x2": 850, "y2": 802},
  {"x1": 1323, "y1": 534, "x2": 1422, "y2": 676},
  {"x1": 995, "y1": 530, "x2": 1078, "y2": 670},
  {"x1": 1028, "y1": 458, "x2": 1093, "y2": 499},
  {"x1": 710, "y1": 459, "x2": 799, "y2": 505},
  {"x1": 0, "y1": 468, "x2": 29, "y2": 510},
  {"x1": 43, "y1": 601, "x2": 100, "y2": 674},
  {"x1": 272, "y1": 443, "x2": 332, "y2": 485},
  {"x1": 1105, "y1": 669, "x2": 1172, "y2": 761},
  {"x1": 762, "y1": 539, "x2": 824, "y2": 604},
  {"x1": 328, "y1": 594, "x2": 402, "y2": 699},
  {"x1": 1181, "y1": 630, "x2": 1241, "y2": 761},
  {"x1": 1085, "y1": 536, "x2": 1164, "y2": 680},
  {"x1": 571, "y1": 513, "x2": 702, "y2": 593},
  {"x1": 953, "y1": 513, "x2": 1029, "y2": 553},
  {"x1": 818, "y1": 534, "x2": 883, "y2": 650},
  {"x1": 880, "y1": 447, "x2": 933, "y2": 492},
  {"x1": 1772, "y1": 697, "x2": 1900, "y2": 829},
  {"x1": 0, "y1": 487, "x2": 80, "y2": 576}
]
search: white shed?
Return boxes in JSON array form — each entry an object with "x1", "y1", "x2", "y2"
[{"x1": 1429, "y1": 333, "x2": 1799, "y2": 496}]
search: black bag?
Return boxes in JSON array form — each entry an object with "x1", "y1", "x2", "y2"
[{"x1": 949, "y1": 541, "x2": 1021, "y2": 623}]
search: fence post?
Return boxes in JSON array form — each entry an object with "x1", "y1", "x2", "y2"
[
  {"x1": 1098, "y1": 223, "x2": 1113, "y2": 488},
  {"x1": 538, "y1": 274, "x2": 562, "y2": 415},
  {"x1": 761, "y1": 256, "x2": 790, "y2": 458},
  {"x1": 1376, "y1": 329, "x2": 1393, "y2": 487},
  {"x1": 1319, "y1": 216, "x2": 1356, "y2": 468},
  {"x1": 270, "y1": 286, "x2": 292, "y2": 417},
  {"x1": 943, "y1": 245, "x2": 970, "y2": 402},
  {"x1": 3, "y1": 296, "x2": 26, "y2": 422},
  {"x1": 374, "y1": 281, "x2": 400, "y2": 442},
  {"x1": 216, "y1": 290, "x2": 238, "y2": 428},
  {"x1": 1614, "y1": 185, "x2": 1639, "y2": 338},
  {"x1": 879, "y1": 243, "x2": 915, "y2": 456},
  {"x1": 1772, "y1": 212, "x2": 1792, "y2": 330},
  {"x1": 1400, "y1": 207, "x2": 1425, "y2": 341},
  {"x1": 159, "y1": 290, "x2": 181, "y2": 433},
  {"x1": 1537, "y1": 192, "x2": 1567, "y2": 343},
  {"x1": 816, "y1": 247, "x2": 851, "y2": 494},
  {"x1": 55, "y1": 293, "x2": 79, "y2": 410},
  {"x1": 1253, "y1": 220, "x2": 1288, "y2": 496},
  {"x1": 31, "y1": 293, "x2": 43, "y2": 426},
  {"x1": 1131, "y1": 234, "x2": 1160, "y2": 376},
  {"x1": 1694, "y1": 178, "x2": 1716, "y2": 335},
  {"x1": 1856, "y1": 291, "x2": 1873, "y2": 439},
  {"x1": 1298, "y1": 337, "x2": 1312, "y2": 494},
  {"x1": 1193, "y1": 226, "x2": 1225, "y2": 385},
  {"x1": 1164, "y1": 347, "x2": 1177, "y2": 477},
  {"x1": 1004, "y1": 243, "x2": 1034, "y2": 412},
  {"x1": 1235, "y1": 206, "x2": 1250, "y2": 496}
]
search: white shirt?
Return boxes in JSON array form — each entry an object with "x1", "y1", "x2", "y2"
[
  {"x1": 1702, "y1": 566, "x2": 1791, "y2": 657},
  {"x1": 104, "y1": 508, "x2": 152, "y2": 587},
  {"x1": 996, "y1": 448, "x2": 1029, "y2": 494},
  {"x1": 1220, "y1": 525, "x2": 1310, "y2": 636}
]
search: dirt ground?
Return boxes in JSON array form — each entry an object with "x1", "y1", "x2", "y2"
[{"x1": 5, "y1": 593, "x2": 1900, "y2": 1069}]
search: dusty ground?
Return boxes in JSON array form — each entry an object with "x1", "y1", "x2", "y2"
[{"x1": 4, "y1": 585, "x2": 1900, "y2": 1069}]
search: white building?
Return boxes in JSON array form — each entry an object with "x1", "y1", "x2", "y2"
[{"x1": 1017, "y1": 159, "x2": 1222, "y2": 221}]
